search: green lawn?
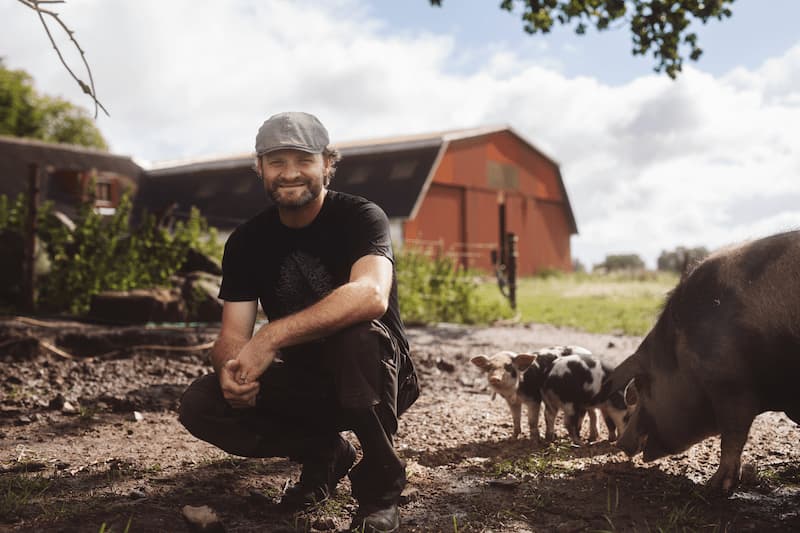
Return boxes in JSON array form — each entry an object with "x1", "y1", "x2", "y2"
[{"x1": 475, "y1": 271, "x2": 679, "y2": 336}]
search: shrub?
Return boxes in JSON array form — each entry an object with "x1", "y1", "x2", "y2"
[
  {"x1": 0, "y1": 191, "x2": 222, "y2": 315},
  {"x1": 396, "y1": 247, "x2": 512, "y2": 325}
]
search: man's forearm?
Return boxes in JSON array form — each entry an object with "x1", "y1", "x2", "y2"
[
  {"x1": 254, "y1": 279, "x2": 386, "y2": 353},
  {"x1": 210, "y1": 335, "x2": 250, "y2": 374}
]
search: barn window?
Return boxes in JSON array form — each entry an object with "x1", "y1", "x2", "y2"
[
  {"x1": 389, "y1": 160, "x2": 417, "y2": 180},
  {"x1": 347, "y1": 166, "x2": 370, "y2": 184},
  {"x1": 486, "y1": 161, "x2": 519, "y2": 190},
  {"x1": 95, "y1": 181, "x2": 112, "y2": 204}
]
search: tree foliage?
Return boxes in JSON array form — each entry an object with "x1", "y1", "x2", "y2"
[
  {"x1": 595, "y1": 253, "x2": 645, "y2": 271},
  {"x1": 429, "y1": 0, "x2": 735, "y2": 78},
  {"x1": 657, "y1": 245, "x2": 709, "y2": 273},
  {"x1": 0, "y1": 60, "x2": 108, "y2": 149}
]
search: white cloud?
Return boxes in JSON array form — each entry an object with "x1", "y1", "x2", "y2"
[{"x1": 1, "y1": 0, "x2": 798, "y2": 268}]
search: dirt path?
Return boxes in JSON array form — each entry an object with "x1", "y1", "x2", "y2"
[{"x1": 1, "y1": 318, "x2": 799, "y2": 532}]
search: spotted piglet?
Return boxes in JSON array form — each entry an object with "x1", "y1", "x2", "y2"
[
  {"x1": 470, "y1": 345, "x2": 592, "y2": 444},
  {"x1": 541, "y1": 353, "x2": 628, "y2": 445}
]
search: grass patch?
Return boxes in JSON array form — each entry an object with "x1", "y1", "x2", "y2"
[
  {"x1": 98, "y1": 515, "x2": 133, "y2": 533},
  {"x1": 492, "y1": 443, "x2": 573, "y2": 479},
  {"x1": 651, "y1": 501, "x2": 721, "y2": 532},
  {"x1": 475, "y1": 271, "x2": 679, "y2": 336},
  {"x1": 0, "y1": 472, "x2": 52, "y2": 521},
  {"x1": 762, "y1": 463, "x2": 800, "y2": 486}
]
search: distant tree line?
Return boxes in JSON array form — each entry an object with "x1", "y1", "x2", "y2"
[
  {"x1": 594, "y1": 253, "x2": 645, "y2": 272},
  {"x1": 656, "y1": 245, "x2": 709, "y2": 273},
  {"x1": 592, "y1": 245, "x2": 709, "y2": 273}
]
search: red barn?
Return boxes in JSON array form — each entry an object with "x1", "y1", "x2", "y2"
[{"x1": 138, "y1": 125, "x2": 577, "y2": 275}]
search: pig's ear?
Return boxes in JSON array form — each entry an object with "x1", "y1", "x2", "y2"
[
  {"x1": 512, "y1": 353, "x2": 536, "y2": 371},
  {"x1": 471, "y1": 355, "x2": 490, "y2": 369},
  {"x1": 597, "y1": 351, "x2": 642, "y2": 401},
  {"x1": 624, "y1": 379, "x2": 639, "y2": 406}
]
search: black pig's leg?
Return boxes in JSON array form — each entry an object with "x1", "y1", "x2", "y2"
[{"x1": 707, "y1": 394, "x2": 757, "y2": 496}]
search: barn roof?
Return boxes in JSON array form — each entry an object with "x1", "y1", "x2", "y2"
[
  {"x1": 0, "y1": 135, "x2": 143, "y2": 199},
  {"x1": 139, "y1": 125, "x2": 577, "y2": 234}
]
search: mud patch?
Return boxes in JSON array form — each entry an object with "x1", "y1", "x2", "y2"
[{"x1": 1, "y1": 318, "x2": 799, "y2": 531}]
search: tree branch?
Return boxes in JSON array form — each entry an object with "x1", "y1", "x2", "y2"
[{"x1": 16, "y1": 0, "x2": 108, "y2": 117}]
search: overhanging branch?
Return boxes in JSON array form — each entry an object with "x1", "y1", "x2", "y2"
[{"x1": 16, "y1": 0, "x2": 109, "y2": 117}]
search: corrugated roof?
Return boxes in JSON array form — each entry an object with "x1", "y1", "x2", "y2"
[
  {"x1": 0, "y1": 135, "x2": 143, "y2": 200},
  {"x1": 138, "y1": 125, "x2": 576, "y2": 234},
  {"x1": 147, "y1": 124, "x2": 559, "y2": 171}
]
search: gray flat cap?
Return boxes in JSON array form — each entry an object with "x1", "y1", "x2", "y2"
[{"x1": 255, "y1": 111, "x2": 329, "y2": 156}]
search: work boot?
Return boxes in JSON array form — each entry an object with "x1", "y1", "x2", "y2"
[
  {"x1": 280, "y1": 436, "x2": 357, "y2": 510},
  {"x1": 348, "y1": 459, "x2": 405, "y2": 533},
  {"x1": 349, "y1": 503, "x2": 399, "y2": 533}
]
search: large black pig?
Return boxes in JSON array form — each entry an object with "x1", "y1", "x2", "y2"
[{"x1": 599, "y1": 230, "x2": 800, "y2": 495}]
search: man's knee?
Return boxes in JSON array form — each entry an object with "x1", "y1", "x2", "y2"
[
  {"x1": 324, "y1": 321, "x2": 391, "y2": 365},
  {"x1": 178, "y1": 373, "x2": 222, "y2": 435}
]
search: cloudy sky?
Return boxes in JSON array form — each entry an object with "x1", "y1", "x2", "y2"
[{"x1": 2, "y1": 0, "x2": 799, "y2": 268}]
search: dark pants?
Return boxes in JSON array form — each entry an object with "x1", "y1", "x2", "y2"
[{"x1": 179, "y1": 320, "x2": 401, "y2": 462}]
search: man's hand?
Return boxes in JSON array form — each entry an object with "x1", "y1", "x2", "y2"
[
  {"x1": 234, "y1": 344, "x2": 277, "y2": 386},
  {"x1": 220, "y1": 359, "x2": 260, "y2": 408}
]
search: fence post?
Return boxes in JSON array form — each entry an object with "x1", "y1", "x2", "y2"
[
  {"x1": 497, "y1": 191, "x2": 506, "y2": 268},
  {"x1": 506, "y1": 232, "x2": 518, "y2": 311},
  {"x1": 22, "y1": 163, "x2": 40, "y2": 313}
]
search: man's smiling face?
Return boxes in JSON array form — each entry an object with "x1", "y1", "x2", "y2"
[{"x1": 259, "y1": 149, "x2": 331, "y2": 209}]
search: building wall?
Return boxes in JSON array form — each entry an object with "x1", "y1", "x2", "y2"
[
  {"x1": 404, "y1": 131, "x2": 573, "y2": 275},
  {"x1": 403, "y1": 183, "x2": 465, "y2": 259}
]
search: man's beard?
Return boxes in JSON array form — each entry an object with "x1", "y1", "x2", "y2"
[{"x1": 267, "y1": 177, "x2": 323, "y2": 209}]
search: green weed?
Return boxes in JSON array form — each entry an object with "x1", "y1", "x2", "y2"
[
  {"x1": 0, "y1": 472, "x2": 51, "y2": 520},
  {"x1": 78, "y1": 404, "x2": 99, "y2": 420},
  {"x1": 492, "y1": 443, "x2": 573, "y2": 479},
  {"x1": 97, "y1": 515, "x2": 132, "y2": 533},
  {"x1": 598, "y1": 482, "x2": 621, "y2": 532},
  {"x1": 764, "y1": 463, "x2": 800, "y2": 485},
  {"x1": 143, "y1": 463, "x2": 163, "y2": 474}
]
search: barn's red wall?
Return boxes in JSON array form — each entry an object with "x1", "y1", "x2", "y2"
[{"x1": 403, "y1": 131, "x2": 574, "y2": 275}]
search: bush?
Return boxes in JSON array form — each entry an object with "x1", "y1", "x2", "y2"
[
  {"x1": 0, "y1": 191, "x2": 222, "y2": 315},
  {"x1": 396, "y1": 247, "x2": 512, "y2": 325}
]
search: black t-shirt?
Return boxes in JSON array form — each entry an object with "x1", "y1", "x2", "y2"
[{"x1": 218, "y1": 190, "x2": 409, "y2": 357}]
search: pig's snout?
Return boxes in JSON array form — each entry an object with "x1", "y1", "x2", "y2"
[
  {"x1": 615, "y1": 426, "x2": 647, "y2": 457},
  {"x1": 489, "y1": 376, "x2": 503, "y2": 385}
]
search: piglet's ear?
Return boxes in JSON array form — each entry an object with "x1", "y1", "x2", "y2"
[
  {"x1": 512, "y1": 353, "x2": 536, "y2": 371},
  {"x1": 471, "y1": 355, "x2": 490, "y2": 369},
  {"x1": 624, "y1": 379, "x2": 639, "y2": 406}
]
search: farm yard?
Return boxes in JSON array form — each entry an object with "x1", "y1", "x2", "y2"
[
  {"x1": 2, "y1": 311, "x2": 800, "y2": 532},
  {"x1": 2, "y1": 2, "x2": 799, "y2": 531}
]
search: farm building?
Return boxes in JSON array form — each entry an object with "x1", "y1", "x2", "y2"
[
  {"x1": 136, "y1": 125, "x2": 577, "y2": 275},
  {"x1": 0, "y1": 135, "x2": 143, "y2": 219}
]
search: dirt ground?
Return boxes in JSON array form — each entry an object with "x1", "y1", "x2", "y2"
[{"x1": 1, "y1": 316, "x2": 799, "y2": 533}]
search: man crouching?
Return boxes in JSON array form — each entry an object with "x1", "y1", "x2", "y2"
[{"x1": 178, "y1": 111, "x2": 419, "y2": 532}]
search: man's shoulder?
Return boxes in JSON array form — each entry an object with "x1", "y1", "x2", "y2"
[
  {"x1": 326, "y1": 190, "x2": 386, "y2": 219},
  {"x1": 327, "y1": 190, "x2": 373, "y2": 208},
  {"x1": 229, "y1": 207, "x2": 278, "y2": 241}
]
